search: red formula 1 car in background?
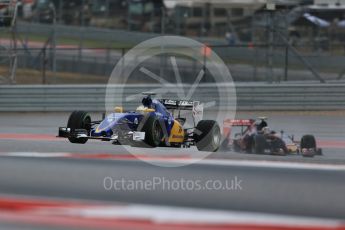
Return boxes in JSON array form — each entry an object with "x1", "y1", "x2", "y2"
[{"x1": 221, "y1": 117, "x2": 322, "y2": 157}]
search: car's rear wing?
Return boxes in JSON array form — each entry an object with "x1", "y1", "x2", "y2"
[
  {"x1": 160, "y1": 99, "x2": 203, "y2": 125},
  {"x1": 223, "y1": 119, "x2": 255, "y2": 137},
  {"x1": 223, "y1": 119, "x2": 255, "y2": 127},
  {"x1": 160, "y1": 99, "x2": 195, "y2": 110}
]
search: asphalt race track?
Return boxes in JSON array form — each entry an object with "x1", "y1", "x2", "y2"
[
  {"x1": 0, "y1": 112, "x2": 344, "y2": 162},
  {"x1": 0, "y1": 112, "x2": 344, "y2": 229},
  {"x1": 1, "y1": 155, "x2": 345, "y2": 217}
]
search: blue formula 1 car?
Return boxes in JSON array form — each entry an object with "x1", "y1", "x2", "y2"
[{"x1": 58, "y1": 93, "x2": 221, "y2": 152}]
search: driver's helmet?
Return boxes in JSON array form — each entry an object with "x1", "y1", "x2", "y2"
[
  {"x1": 263, "y1": 127, "x2": 271, "y2": 135},
  {"x1": 142, "y1": 96, "x2": 153, "y2": 108},
  {"x1": 256, "y1": 119, "x2": 268, "y2": 131}
]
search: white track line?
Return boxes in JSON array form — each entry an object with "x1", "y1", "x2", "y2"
[
  {"x1": 0, "y1": 152, "x2": 71, "y2": 158},
  {"x1": 163, "y1": 159, "x2": 345, "y2": 171},
  {"x1": 57, "y1": 204, "x2": 344, "y2": 227},
  {"x1": 1, "y1": 152, "x2": 345, "y2": 171}
]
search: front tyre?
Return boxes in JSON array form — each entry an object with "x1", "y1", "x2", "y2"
[
  {"x1": 194, "y1": 120, "x2": 221, "y2": 152},
  {"x1": 300, "y1": 135, "x2": 317, "y2": 157},
  {"x1": 300, "y1": 135, "x2": 317, "y2": 149},
  {"x1": 67, "y1": 111, "x2": 91, "y2": 144}
]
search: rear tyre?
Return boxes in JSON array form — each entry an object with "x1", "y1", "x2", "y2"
[
  {"x1": 271, "y1": 138, "x2": 288, "y2": 155},
  {"x1": 233, "y1": 141, "x2": 241, "y2": 152},
  {"x1": 3, "y1": 18, "x2": 12, "y2": 27},
  {"x1": 67, "y1": 111, "x2": 91, "y2": 144},
  {"x1": 252, "y1": 134, "x2": 266, "y2": 154},
  {"x1": 194, "y1": 120, "x2": 221, "y2": 152},
  {"x1": 141, "y1": 116, "x2": 163, "y2": 147}
]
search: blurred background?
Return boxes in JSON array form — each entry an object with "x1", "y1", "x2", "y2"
[{"x1": 0, "y1": 0, "x2": 345, "y2": 84}]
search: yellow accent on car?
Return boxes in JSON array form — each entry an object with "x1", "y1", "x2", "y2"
[
  {"x1": 114, "y1": 107, "x2": 123, "y2": 113},
  {"x1": 168, "y1": 120, "x2": 185, "y2": 143},
  {"x1": 95, "y1": 126, "x2": 102, "y2": 133},
  {"x1": 287, "y1": 144, "x2": 298, "y2": 154},
  {"x1": 136, "y1": 106, "x2": 155, "y2": 113}
]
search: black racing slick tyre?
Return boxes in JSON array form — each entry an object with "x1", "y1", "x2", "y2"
[
  {"x1": 300, "y1": 135, "x2": 317, "y2": 149},
  {"x1": 141, "y1": 116, "x2": 163, "y2": 147},
  {"x1": 300, "y1": 135, "x2": 317, "y2": 157},
  {"x1": 252, "y1": 134, "x2": 266, "y2": 154},
  {"x1": 67, "y1": 111, "x2": 91, "y2": 144},
  {"x1": 194, "y1": 120, "x2": 221, "y2": 152}
]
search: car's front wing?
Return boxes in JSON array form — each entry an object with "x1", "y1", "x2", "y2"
[{"x1": 57, "y1": 127, "x2": 145, "y2": 142}]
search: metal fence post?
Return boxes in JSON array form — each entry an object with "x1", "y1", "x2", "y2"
[
  {"x1": 78, "y1": 27, "x2": 84, "y2": 75},
  {"x1": 284, "y1": 45, "x2": 289, "y2": 81},
  {"x1": 42, "y1": 48, "x2": 47, "y2": 84},
  {"x1": 203, "y1": 45, "x2": 207, "y2": 81},
  {"x1": 121, "y1": 48, "x2": 125, "y2": 78},
  {"x1": 105, "y1": 46, "x2": 111, "y2": 76},
  {"x1": 267, "y1": 11, "x2": 274, "y2": 83},
  {"x1": 52, "y1": 7, "x2": 57, "y2": 81}
]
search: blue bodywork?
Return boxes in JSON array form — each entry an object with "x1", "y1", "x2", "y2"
[{"x1": 91, "y1": 99, "x2": 175, "y2": 138}]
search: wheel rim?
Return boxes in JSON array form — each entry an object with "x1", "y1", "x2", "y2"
[
  {"x1": 153, "y1": 121, "x2": 162, "y2": 142},
  {"x1": 213, "y1": 127, "x2": 220, "y2": 145}
]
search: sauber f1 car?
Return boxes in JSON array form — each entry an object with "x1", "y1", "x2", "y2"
[
  {"x1": 58, "y1": 93, "x2": 221, "y2": 152},
  {"x1": 221, "y1": 118, "x2": 322, "y2": 157}
]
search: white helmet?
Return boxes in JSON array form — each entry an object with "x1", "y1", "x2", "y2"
[{"x1": 263, "y1": 127, "x2": 271, "y2": 135}]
